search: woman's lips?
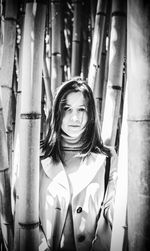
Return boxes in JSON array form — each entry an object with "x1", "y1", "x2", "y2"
[{"x1": 69, "y1": 125, "x2": 80, "y2": 127}]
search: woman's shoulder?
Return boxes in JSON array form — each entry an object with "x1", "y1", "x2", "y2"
[
  {"x1": 87, "y1": 151, "x2": 107, "y2": 164},
  {"x1": 40, "y1": 156, "x2": 54, "y2": 177}
]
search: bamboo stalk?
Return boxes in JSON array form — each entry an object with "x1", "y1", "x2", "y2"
[
  {"x1": 127, "y1": 1, "x2": 150, "y2": 250},
  {"x1": 12, "y1": 5, "x2": 25, "y2": 218},
  {"x1": 51, "y1": 0, "x2": 62, "y2": 97},
  {"x1": 101, "y1": 0, "x2": 126, "y2": 146},
  {"x1": 12, "y1": 43, "x2": 23, "y2": 251},
  {"x1": 81, "y1": 0, "x2": 90, "y2": 80},
  {"x1": 0, "y1": 0, "x2": 17, "y2": 128},
  {"x1": 100, "y1": 1, "x2": 112, "y2": 124},
  {"x1": 71, "y1": 0, "x2": 82, "y2": 77},
  {"x1": 63, "y1": 2, "x2": 72, "y2": 79},
  {"x1": 48, "y1": 2, "x2": 52, "y2": 80},
  {"x1": 88, "y1": 0, "x2": 108, "y2": 91},
  {"x1": 60, "y1": 1, "x2": 67, "y2": 82},
  {"x1": 17, "y1": 2, "x2": 46, "y2": 250},
  {"x1": 90, "y1": 0, "x2": 97, "y2": 37},
  {"x1": 110, "y1": 84, "x2": 128, "y2": 251},
  {"x1": 93, "y1": 0, "x2": 112, "y2": 119},
  {"x1": 0, "y1": 2, "x2": 4, "y2": 68},
  {"x1": 0, "y1": 1, "x2": 18, "y2": 193},
  {"x1": 43, "y1": 54, "x2": 53, "y2": 114},
  {"x1": 94, "y1": 51, "x2": 106, "y2": 118},
  {"x1": 0, "y1": 91, "x2": 14, "y2": 251},
  {"x1": 40, "y1": 81, "x2": 47, "y2": 139}
]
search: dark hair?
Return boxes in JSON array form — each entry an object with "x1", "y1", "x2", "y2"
[{"x1": 40, "y1": 78, "x2": 110, "y2": 162}]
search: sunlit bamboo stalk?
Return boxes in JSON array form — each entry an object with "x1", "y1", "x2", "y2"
[
  {"x1": 51, "y1": 0, "x2": 62, "y2": 97},
  {"x1": 0, "y1": 2, "x2": 4, "y2": 68},
  {"x1": 88, "y1": 0, "x2": 108, "y2": 91},
  {"x1": 12, "y1": 47, "x2": 23, "y2": 250},
  {"x1": 100, "y1": 1, "x2": 112, "y2": 124},
  {"x1": 101, "y1": 0, "x2": 126, "y2": 146},
  {"x1": 12, "y1": 10, "x2": 25, "y2": 235},
  {"x1": 0, "y1": 90, "x2": 14, "y2": 251},
  {"x1": 93, "y1": 0, "x2": 112, "y2": 119},
  {"x1": 128, "y1": 1, "x2": 150, "y2": 250},
  {"x1": 110, "y1": 84, "x2": 128, "y2": 251},
  {"x1": 71, "y1": 0, "x2": 82, "y2": 77},
  {"x1": 90, "y1": 0, "x2": 97, "y2": 37},
  {"x1": 0, "y1": 0, "x2": 17, "y2": 128},
  {"x1": 16, "y1": 2, "x2": 46, "y2": 250},
  {"x1": 81, "y1": 0, "x2": 90, "y2": 80},
  {"x1": 43, "y1": 54, "x2": 53, "y2": 114}
]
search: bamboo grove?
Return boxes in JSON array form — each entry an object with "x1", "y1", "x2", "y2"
[{"x1": 0, "y1": 0, "x2": 150, "y2": 250}]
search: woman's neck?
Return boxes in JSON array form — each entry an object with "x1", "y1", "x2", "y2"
[{"x1": 61, "y1": 130, "x2": 82, "y2": 151}]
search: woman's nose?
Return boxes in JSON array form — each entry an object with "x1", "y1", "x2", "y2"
[{"x1": 70, "y1": 111, "x2": 79, "y2": 122}]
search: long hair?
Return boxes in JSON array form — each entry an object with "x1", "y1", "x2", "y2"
[{"x1": 40, "y1": 78, "x2": 110, "y2": 162}]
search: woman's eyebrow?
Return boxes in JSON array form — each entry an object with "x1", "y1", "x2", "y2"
[{"x1": 64, "y1": 104, "x2": 87, "y2": 108}]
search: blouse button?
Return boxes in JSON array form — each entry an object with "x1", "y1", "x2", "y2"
[{"x1": 76, "y1": 207, "x2": 82, "y2": 213}]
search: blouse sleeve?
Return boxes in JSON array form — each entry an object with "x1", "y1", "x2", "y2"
[
  {"x1": 91, "y1": 148, "x2": 118, "y2": 251},
  {"x1": 103, "y1": 148, "x2": 118, "y2": 226}
]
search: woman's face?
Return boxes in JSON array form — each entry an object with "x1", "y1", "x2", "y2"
[{"x1": 61, "y1": 92, "x2": 88, "y2": 138}]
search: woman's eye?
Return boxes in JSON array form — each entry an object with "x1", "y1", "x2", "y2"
[{"x1": 78, "y1": 108, "x2": 86, "y2": 112}]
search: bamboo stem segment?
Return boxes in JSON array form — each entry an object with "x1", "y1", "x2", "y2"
[
  {"x1": 88, "y1": 0, "x2": 108, "y2": 90},
  {"x1": 17, "y1": 2, "x2": 46, "y2": 250},
  {"x1": 127, "y1": 0, "x2": 150, "y2": 250},
  {"x1": 0, "y1": 91, "x2": 14, "y2": 250},
  {"x1": 101, "y1": 0, "x2": 126, "y2": 146},
  {"x1": 0, "y1": 0, "x2": 17, "y2": 128},
  {"x1": 51, "y1": 0, "x2": 62, "y2": 97},
  {"x1": 71, "y1": 0, "x2": 82, "y2": 77}
]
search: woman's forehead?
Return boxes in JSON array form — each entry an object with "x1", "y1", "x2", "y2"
[{"x1": 65, "y1": 92, "x2": 87, "y2": 106}]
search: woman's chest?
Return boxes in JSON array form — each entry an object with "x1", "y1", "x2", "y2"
[{"x1": 40, "y1": 153, "x2": 106, "y2": 208}]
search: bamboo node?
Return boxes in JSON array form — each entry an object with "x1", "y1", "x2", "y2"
[
  {"x1": 112, "y1": 11, "x2": 126, "y2": 17},
  {"x1": 4, "y1": 17, "x2": 17, "y2": 22},
  {"x1": 108, "y1": 85, "x2": 122, "y2": 90},
  {"x1": 52, "y1": 52, "x2": 61, "y2": 56},
  {"x1": 19, "y1": 222, "x2": 39, "y2": 230},
  {"x1": 96, "y1": 12, "x2": 106, "y2": 16},
  {"x1": 21, "y1": 113, "x2": 41, "y2": 120}
]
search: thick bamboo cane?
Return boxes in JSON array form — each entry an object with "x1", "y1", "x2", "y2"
[
  {"x1": 12, "y1": 6, "x2": 25, "y2": 218},
  {"x1": 60, "y1": 3, "x2": 67, "y2": 82},
  {"x1": 81, "y1": 1, "x2": 90, "y2": 80},
  {"x1": 43, "y1": 54, "x2": 53, "y2": 114},
  {"x1": 12, "y1": 47, "x2": 23, "y2": 250},
  {"x1": 0, "y1": 0, "x2": 17, "y2": 128},
  {"x1": 100, "y1": 1, "x2": 113, "y2": 124},
  {"x1": 101, "y1": 0, "x2": 126, "y2": 146},
  {"x1": 0, "y1": 92, "x2": 14, "y2": 251},
  {"x1": 127, "y1": 1, "x2": 150, "y2": 250},
  {"x1": 94, "y1": 48, "x2": 106, "y2": 118},
  {"x1": 110, "y1": 85, "x2": 128, "y2": 251},
  {"x1": 93, "y1": 0, "x2": 112, "y2": 119},
  {"x1": 48, "y1": 2, "x2": 52, "y2": 81},
  {"x1": 90, "y1": 0, "x2": 97, "y2": 37},
  {"x1": 17, "y1": 2, "x2": 46, "y2": 250},
  {"x1": 71, "y1": 0, "x2": 82, "y2": 77},
  {"x1": 0, "y1": 4, "x2": 4, "y2": 68},
  {"x1": 51, "y1": 0, "x2": 62, "y2": 97},
  {"x1": 88, "y1": 0, "x2": 108, "y2": 91}
]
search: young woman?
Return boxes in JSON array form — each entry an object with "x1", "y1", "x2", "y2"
[{"x1": 39, "y1": 78, "x2": 118, "y2": 251}]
